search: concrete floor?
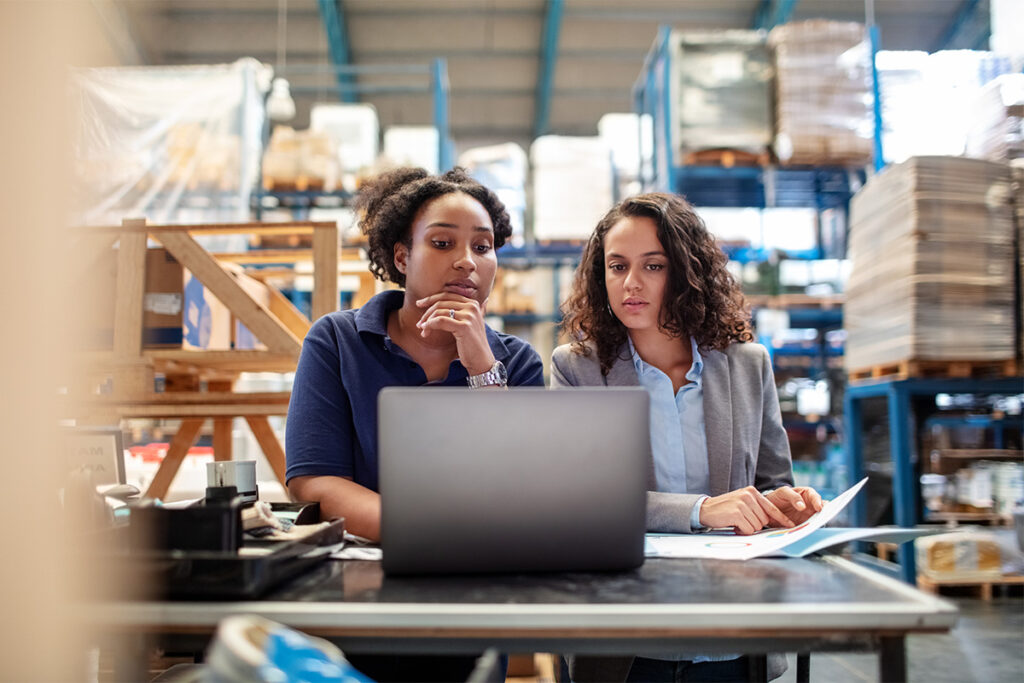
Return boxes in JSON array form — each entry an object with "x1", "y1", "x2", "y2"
[{"x1": 776, "y1": 594, "x2": 1024, "y2": 683}]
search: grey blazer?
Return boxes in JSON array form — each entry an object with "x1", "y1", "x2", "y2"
[
  {"x1": 551, "y1": 340, "x2": 792, "y2": 682},
  {"x1": 551, "y1": 340, "x2": 794, "y2": 533}
]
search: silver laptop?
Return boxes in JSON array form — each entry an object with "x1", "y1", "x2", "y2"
[{"x1": 378, "y1": 387, "x2": 649, "y2": 575}]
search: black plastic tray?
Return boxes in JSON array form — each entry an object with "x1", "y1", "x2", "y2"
[{"x1": 128, "y1": 518, "x2": 345, "y2": 600}]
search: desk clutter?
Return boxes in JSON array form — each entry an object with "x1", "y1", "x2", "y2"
[{"x1": 69, "y1": 465, "x2": 344, "y2": 601}]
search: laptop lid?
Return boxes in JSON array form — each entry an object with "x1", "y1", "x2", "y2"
[{"x1": 379, "y1": 387, "x2": 649, "y2": 575}]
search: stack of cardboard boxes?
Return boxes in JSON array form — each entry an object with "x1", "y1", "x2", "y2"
[
  {"x1": 844, "y1": 156, "x2": 1017, "y2": 371},
  {"x1": 769, "y1": 20, "x2": 874, "y2": 166}
]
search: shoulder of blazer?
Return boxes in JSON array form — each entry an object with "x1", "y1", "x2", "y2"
[
  {"x1": 706, "y1": 342, "x2": 769, "y2": 385},
  {"x1": 720, "y1": 341, "x2": 769, "y2": 366},
  {"x1": 552, "y1": 341, "x2": 637, "y2": 386},
  {"x1": 552, "y1": 342, "x2": 599, "y2": 385}
]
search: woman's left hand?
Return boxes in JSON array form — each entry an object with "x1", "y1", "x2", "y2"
[
  {"x1": 764, "y1": 486, "x2": 823, "y2": 526},
  {"x1": 416, "y1": 293, "x2": 495, "y2": 375}
]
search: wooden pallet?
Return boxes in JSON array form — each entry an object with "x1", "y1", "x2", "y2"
[
  {"x1": 848, "y1": 358, "x2": 1019, "y2": 383},
  {"x1": 683, "y1": 147, "x2": 771, "y2": 168},
  {"x1": 917, "y1": 574, "x2": 1024, "y2": 601},
  {"x1": 747, "y1": 293, "x2": 845, "y2": 310},
  {"x1": 262, "y1": 175, "x2": 327, "y2": 193}
]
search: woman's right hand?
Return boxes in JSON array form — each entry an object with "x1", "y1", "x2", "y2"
[{"x1": 699, "y1": 486, "x2": 794, "y2": 535}]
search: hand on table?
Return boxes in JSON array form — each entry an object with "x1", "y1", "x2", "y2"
[
  {"x1": 415, "y1": 292, "x2": 495, "y2": 375},
  {"x1": 698, "y1": 486, "x2": 794, "y2": 535},
  {"x1": 764, "y1": 486, "x2": 823, "y2": 526}
]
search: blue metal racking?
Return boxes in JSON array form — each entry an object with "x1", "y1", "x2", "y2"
[
  {"x1": 843, "y1": 376, "x2": 1024, "y2": 583},
  {"x1": 631, "y1": 25, "x2": 875, "y2": 214}
]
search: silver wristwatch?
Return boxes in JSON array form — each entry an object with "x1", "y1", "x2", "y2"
[{"x1": 466, "y1": 360, "x2": 508, "y2": 388}]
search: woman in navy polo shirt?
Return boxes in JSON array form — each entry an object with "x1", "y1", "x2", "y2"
[
  {"x1": 285, "y1": 167, "x2": 543, "y2": 682},
  {"x1": 286, "y1": 166, "x2": 544, "y2": 539}
]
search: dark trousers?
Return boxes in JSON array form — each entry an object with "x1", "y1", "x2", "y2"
[
  {"x1": 625, "y1": 656, "x2": 752, "y2": 683},
  {"x1": 344, "y1": 653, "x2": 507, "y2": 683}
]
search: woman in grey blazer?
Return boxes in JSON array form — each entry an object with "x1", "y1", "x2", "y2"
[{"x1": 551, "y1": 193, "x2": 822, "y2": 682}]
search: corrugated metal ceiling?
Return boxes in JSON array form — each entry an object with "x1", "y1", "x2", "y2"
[{"x1": 112, "y1": 0, "x2": 990, "y2": 145}]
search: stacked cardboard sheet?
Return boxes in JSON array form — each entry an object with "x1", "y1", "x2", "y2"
[
  {"x1": 769, "y1": 20, "x2": 873, "y2": 166},
  {"x1": 673, "y1": 30, "x2": 773, "y2": 160},
  {"x1": 845, "y1": 157, "x2": 1016, "y2": 371},
  {"x1": 1014, "y1": 167, "x2": 1024, "y2": 359}
]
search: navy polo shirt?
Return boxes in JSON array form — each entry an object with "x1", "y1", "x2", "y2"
[{"x1": 285, "y1": 290, "x2": 545, "y2": 491}]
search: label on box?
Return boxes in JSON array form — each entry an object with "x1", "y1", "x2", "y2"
[{"x1": 144, "y1": 293, "x2": 183, "y2": 316}]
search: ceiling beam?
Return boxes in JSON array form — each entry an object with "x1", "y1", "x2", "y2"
[
  {"x1": 533, "y1": 0, "x2": 564, "y2": 139},
  {"x1": 933, "y1": 0, "x2": 986, "y2": 52},
  {"x1": 752, "y1": 0, "x2": 800, "y2": 31},
  {"x1": 317, "y1": 0, "x2": 356, "y2": 103}
]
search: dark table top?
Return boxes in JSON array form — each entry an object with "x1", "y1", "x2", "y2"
[{"x1": 88, "y1": 556, "x2": 957, "y2": 636}]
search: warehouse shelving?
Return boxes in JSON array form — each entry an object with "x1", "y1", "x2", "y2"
[
  {"x1": 632, "y1": 23, "x2": 894, "y2": 495},
  {"x1": 632, "y1": 26, "x2": 875, "y2": 214},
  {"x1": 843, "y1": 376, "x2": 1024, "y2": 583}
]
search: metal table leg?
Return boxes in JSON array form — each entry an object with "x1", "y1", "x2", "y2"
[
  {"x1": 878, "y1": 636, "x2": 907, "y2": 683},
  {"x1": 796, "y1": 652, "x2": 810, "y2": 683}
]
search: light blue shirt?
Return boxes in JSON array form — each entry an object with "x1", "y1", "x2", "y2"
[
  {"x1": 629, "y1": 336, "x2": 710, "y2": 531},
  {"x1": 631, "y1": 336, "x2": 737, "y2": 664}
]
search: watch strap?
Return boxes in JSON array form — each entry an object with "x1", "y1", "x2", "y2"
[{"x1": 466, "y1": 360, "x2": 507, "y2": 388}]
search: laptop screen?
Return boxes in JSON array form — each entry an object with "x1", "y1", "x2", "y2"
[{"x1": 378, "y1": 387, "x2": 649, "y2": 575}]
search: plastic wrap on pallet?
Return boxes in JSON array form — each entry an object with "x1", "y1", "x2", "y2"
[
  {"x1": 458, "y1": 143, "x2": 528, "y2": 247},
  {"x1": 768, "y1": 20, "x2": 873, "y2": 167},
  {"x1": 599, "y1": 113, "x2": 651, "y2": 200},
  {"x1": 383, "y1": 126, "x2": 440, "y2": 175},
  {"x1": 916, "y1": 529, "x2": 1004, "y2": 581},
  {"x1": 309, "y1": 103, "x2": 380, "y2": 173},
  {"x1": 71, "y1": 59, "x2": 270, "y2": 231},
  {"x1": 875, "y1": 50, "x2": 930, "y2": 164},
  {"x1": 262, "y1": 126, "x2": 340, "y2": 192},
  {"x1": 531, "y1": 136, "x2": 614, "y2": 242},
  {"x1": 672, "y1": 30, "x2": 773, "y2": 160},
  {"x1": 876, "y1": 50, "x2": 1013, "y2": 164},
  {"x1": 965, "y1": 74, "x2": 1024, "y2": 164},
  {"x1": 992, "y1": 0, "x2": 1024, "y2": 68},
  {"x1": 845, "y1": 157, "x2": 1016, "y2": 371}
]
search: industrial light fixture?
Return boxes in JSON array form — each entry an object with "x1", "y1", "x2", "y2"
[
  {"x1": 267, "y1": 0, "x2": 295, "y2": 121},
  {"x1": 267, "y1": 78, "x2": 296, "y2": 121}
]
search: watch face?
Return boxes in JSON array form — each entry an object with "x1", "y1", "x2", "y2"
[{"x1": 494, "y1": 360, "x2": 508, "y2": 383}]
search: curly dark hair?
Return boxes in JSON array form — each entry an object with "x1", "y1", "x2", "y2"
[
  {"x1": 356, "y1": 166, "x2": 513, "y2": 287},
  {"x1": 560, "y1": 192, "x2": 753, "y2": 374}
]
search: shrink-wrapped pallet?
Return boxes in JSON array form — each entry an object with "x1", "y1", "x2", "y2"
[
  {"x1": 71, "y1": 59, "x2": 269, "y2": 229},
  {"x1": 768, "y1": 20, "x2": 873, "y2": 166},
  {"x1": 262, "y1": 126, "x2": 339, "y2": 192},
  {"x1": 844, "y1": 157, "x2": 1016, "y2": 371},
  {"x1": 459, "y1": 143, "x2": 528, "y2": 247},
  {"x1": 916, "y1": 530, "x2": 1003, "y2": 581},
  {"x1": 531, "y1": 136, "x2": 614, "y2": 241},
  {"x1": 672, "y1": 30, "x2": 773, "y2": 160},
  {"x1": 965, "y1": 74, "x2": 1024, "y2": 164}
]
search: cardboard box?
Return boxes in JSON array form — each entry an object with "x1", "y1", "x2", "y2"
[
  {"x1": 87, "y1": 247, "x2": 184, "y2": 349},
  {"x1": 183, "y1": 263, "x2": 270, "y2": 350}
]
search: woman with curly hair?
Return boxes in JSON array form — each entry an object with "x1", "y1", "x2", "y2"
[
  {"x1": 286, "y1": 167, "x2": 544, "y2": 541},
  {"x1": 552, "y1": 193, "x2": 821, "y2": 682}
]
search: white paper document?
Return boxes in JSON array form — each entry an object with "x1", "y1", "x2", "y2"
[{"x1": 643, "y1": 478, "x2": 931, "y2": 560}]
